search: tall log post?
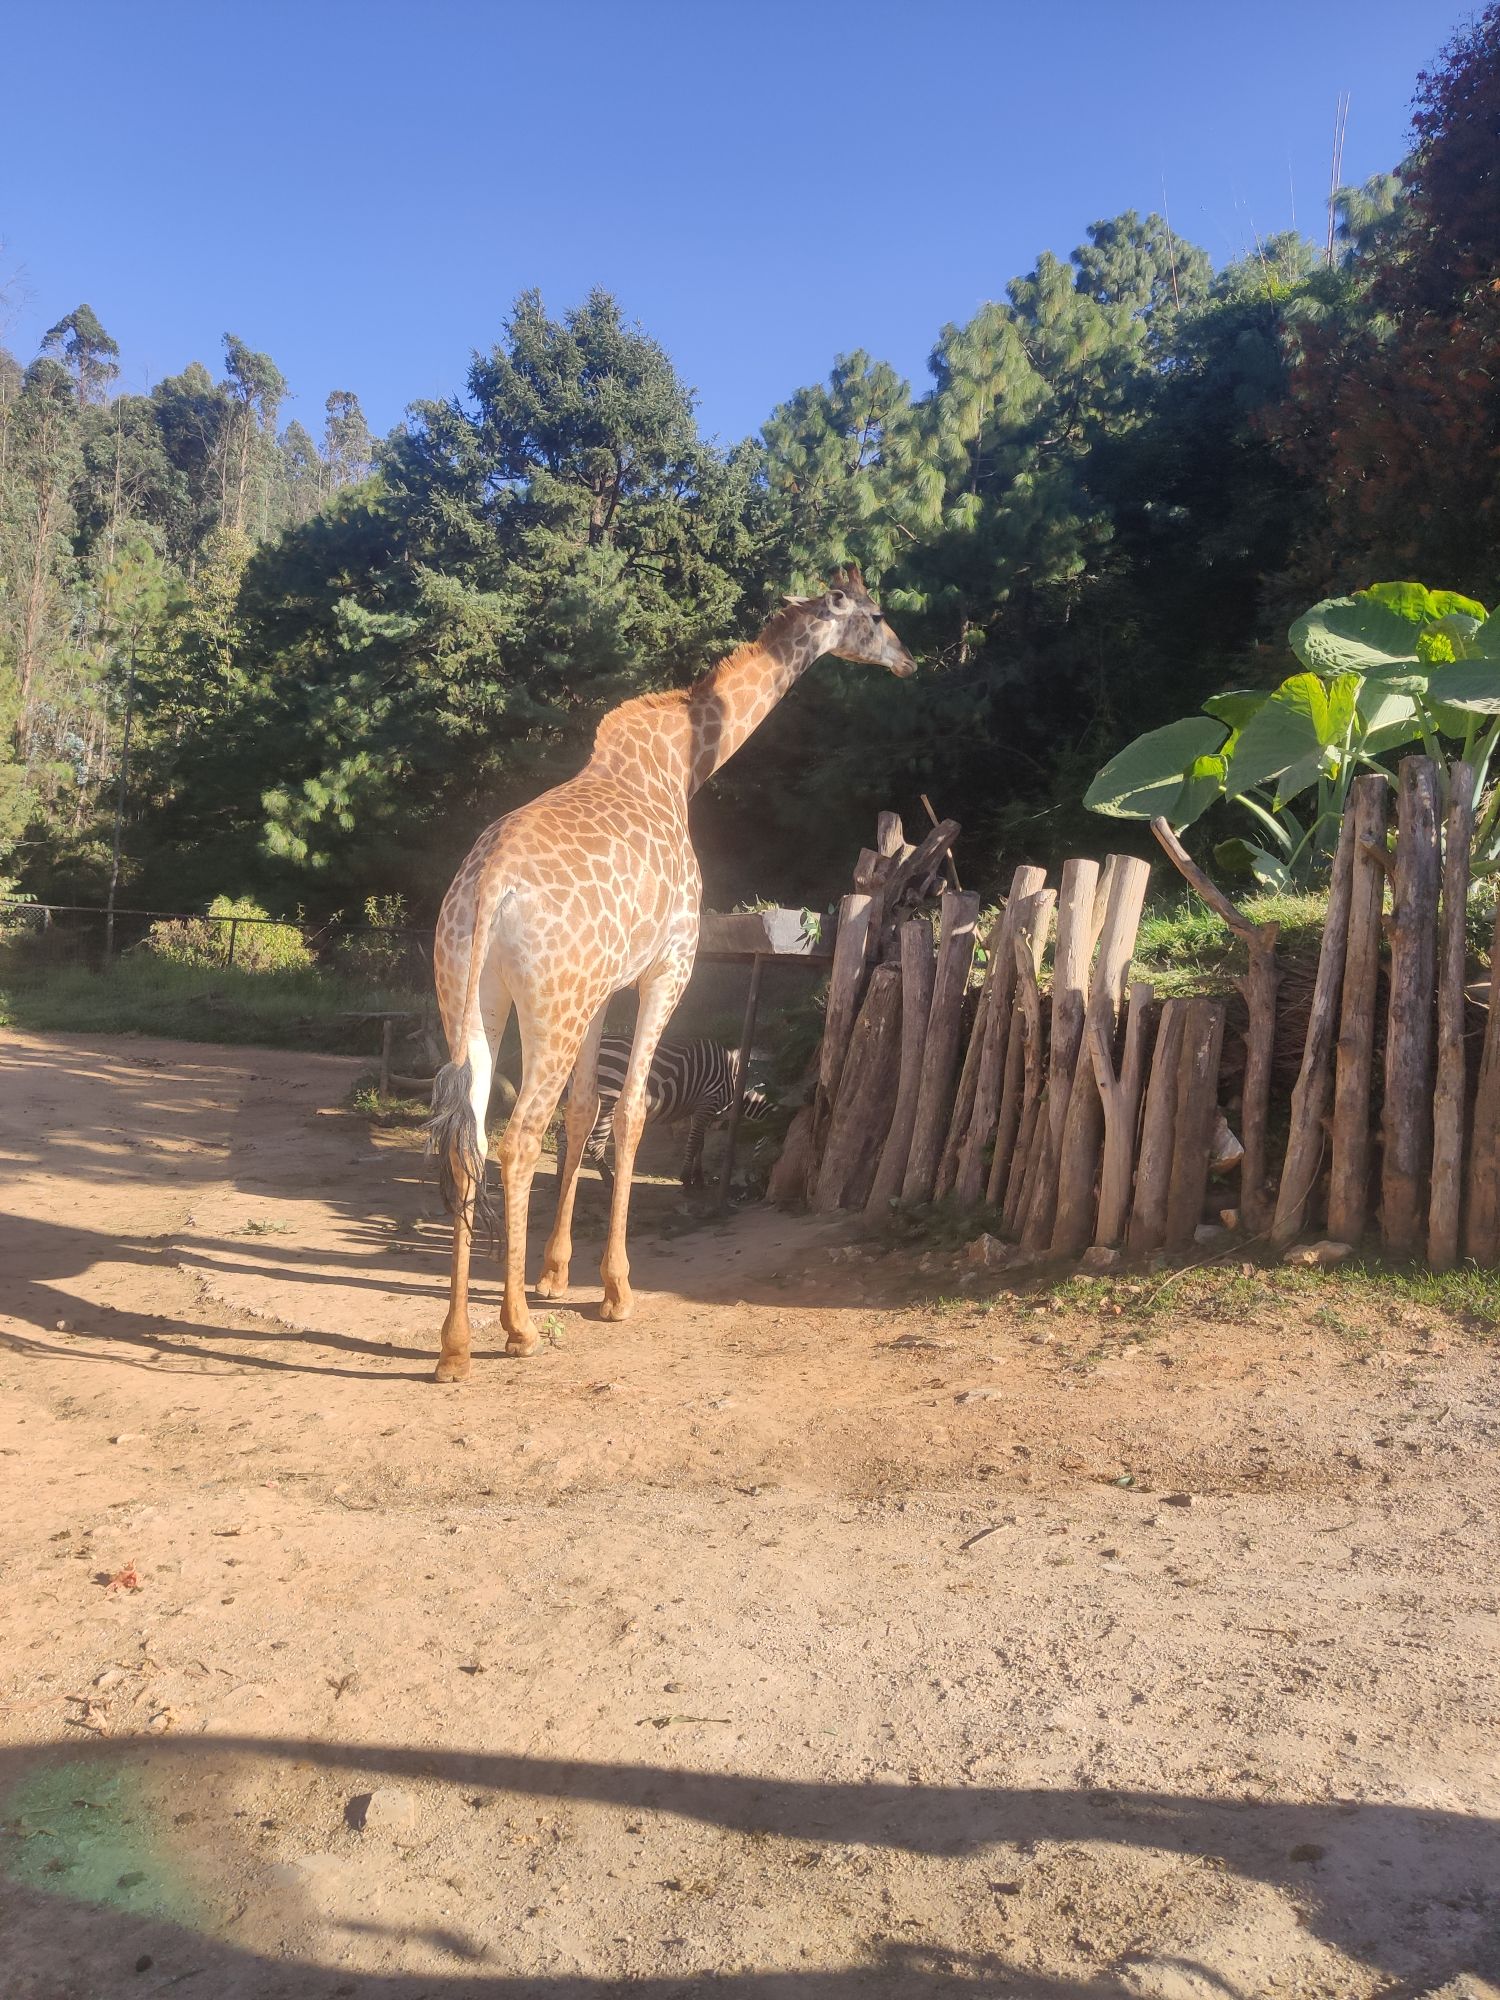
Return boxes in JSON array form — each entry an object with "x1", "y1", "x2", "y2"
[
  {"x1": 1089, "y1": 854, "x2": 1120, "y2": 957},
  {"x1": 1428, "y1": 762, "x2": 1475, "y2": 1270},
  {"x1": 1381, "y1": 756, "x2": 1442, "y2": 1258},
  {"x1": 1052, "y1": 856, "x2": 1152, "y2": 1256},
  {"x1": 1465, "y1": 900, "x2": 1500, "y2": 1264},
  {"x1": 987, "y1": 891, "x2": 1055, "y2": 1211},
  {"x1": 1092, "y1": 981, "x2": 1155, "y2": 1249},
  {"x1": 867, "y1": 920, "x2": 937, "y2": 1214},
  {"x1": 1164, "y1": 999, "x2": 1227, "y2": 1255},
  {"x1": 875, "y1": 811, "x2": 905, "y2": 858},
  {"x1": 1149, "y1": 816, "x2": 1280, "y2": 1234},
  {"x1": 1326, "y1": 775, "x2": 1391, "y2": 1245},
  {"x1": 813, "y1": 963, "x2": 904, "y2": 1212},
  {"x1": 767, "y1": 1104, "x2": 816, "y2": 1207},
  {"x1": 809, "y1": 891, "x2": 873, "y2": 1166},
  {"x1": 935, "y1": 963, "x2": 994, "y2": 1201},
  {"x1": 1020, "y1": 859, "x2": 1099, "y2": 1253},
  {"x1": 869, "y1": 817, "x2": 959, "y2": 956},
  {"x1": 1127, "y1": 997, "x2": 1188, "y2": 1256},
  {"x1": 1270, "y1": 805, "x2": 1359, "y2": 1247},
  {"x1": 947, "y1": 865, "x2": 1050, "y2": 1204},
  {"x1": 900, "y1": 892, "x2": 981, "y2": 1205}
]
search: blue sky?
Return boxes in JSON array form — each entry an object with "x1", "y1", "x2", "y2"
[{"x1": 0, "y1": 0, "x2": 1464, "y2": 448}]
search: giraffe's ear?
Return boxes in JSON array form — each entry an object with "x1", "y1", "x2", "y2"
[{"x1": 781, "y1": 593, "x2": 813, "y2": 609}]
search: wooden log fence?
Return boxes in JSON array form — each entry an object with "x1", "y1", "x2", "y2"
[{"x1": 787, "y1": 757, "x2": 1500, "y2": 1274}]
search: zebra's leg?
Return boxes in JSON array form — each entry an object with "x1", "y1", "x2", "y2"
[
  {"x1": 537, "y1": 1004, "x2": 608, "y2": 1299},
  {"x1": 601, "y1": 955, "x2": 692, "y2": 1322},
  {"x1": 682, "y1": 1110, "x2": 708, "y2": 1187}
]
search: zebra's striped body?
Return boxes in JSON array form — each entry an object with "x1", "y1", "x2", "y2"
[{"x1": 580, "y1": 1037, "x2": 772, "y2": 1188}]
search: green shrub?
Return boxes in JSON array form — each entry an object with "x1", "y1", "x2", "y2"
[
  {"x1": 333, "y1": 893, "x2": 413, "y2": 981},
  {"x1": 144, "y1": 894, "x2": 313, "y2": 973}
]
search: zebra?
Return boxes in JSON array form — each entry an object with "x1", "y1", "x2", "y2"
[{"x1": 573, "y1": 1037, "x2": 773, "y2": 1191}]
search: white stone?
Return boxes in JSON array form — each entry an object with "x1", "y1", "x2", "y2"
[
  {"x1": 1282, "y1": 1239, "x2": 1354, "y2": 1269},
  {"x1": 349, "y1": 1786, "x2": 418, "y2": 1832},
  {"x1": 1079, "y1": 1245, "x2": 1122, "y2": 1273}
]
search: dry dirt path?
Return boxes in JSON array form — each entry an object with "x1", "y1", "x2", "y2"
[{"x1": 2, "y1": 1027, "x2": 1499, "y2": 1999}]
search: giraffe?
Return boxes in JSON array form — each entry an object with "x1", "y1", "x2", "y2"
[{"x1": 425, "y1": 565, "x2": 916, "y2": 1382}]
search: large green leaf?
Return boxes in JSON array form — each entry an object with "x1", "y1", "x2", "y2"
[
  {"x1": 1178, "y1": 753, "x2": 1227, "y2": 827},
  {"x1": 1084, "y1": 717, "x2": 1228, "y2": 822},
  {"x1": 1357, "y1": 681, "x2": 1425, "y2": 755},
  {"x1": 1425, "y1": 660, "x2": 1500, "y2": 715},
  {"x1": 1366, "y1": 581, "x2": 1436, "y2": 624},
  {"x1": 1289, "y1": 593, "x2": 1422, "y2": 677},
  {"x1": 1213, "y1": 837, "x2": 1291, "y2": 892},
  {"x1": 1426, "y1": 590, "x2": 1489, "y2": 622},
  {"x1": 1325, "y1": 673, "x2": 1360, "y2": 743},
  {"x1": 1366, "y1": 582, "x2": 1488, "y2": 625},
  {"x1": 1470, "y1": 611, "x2": 1500, "y2": 659},
  {"x1": 1225, "y1": 673, "x2": 1330, "y2": 799},
  {"x1": 1202, "y1": 690, "x2": 1266, "y2": 730}
]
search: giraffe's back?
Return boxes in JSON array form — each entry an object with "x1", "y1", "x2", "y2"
[{"x1": 435, "y1": 769, "x2": 701, "y2": 1029}]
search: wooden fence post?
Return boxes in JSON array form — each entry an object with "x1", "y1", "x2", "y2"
[
  {"x1": 1148, "y1": 816, "x2": 1280, "y2": 1235},
  {"x1": 1381, "y1": 756, "x2": 1441, "y2": 1258},
  {"x1": 1428, "y1": 762, "x2": 1474, "y2": 1270},
  {"x1": 1092, "y1": 981, "x2": 1155, "y2": 1248},
  {"x1": 1327, "y1": 775, "x2": 1391, "y2": 1245},
  {"x1": 901, "y1": 892, "x2": 981, "y2": 1204},
  {"x1": 809, "y1": 892, "x2": 872, "y2": 1163},
  {"x1": 866, "y1": 920, "x2": 937, "y2": 1213},
  {"x1": 1051, "y1": 855, "x2": 1151, "y2": 1256},
  {"x1": 990, "y1": 891, "x2": 1056, "y2": 1214},
  {"x1": 1127, "y1": 997, "x2": 1188, "y2": 1256},
  {"x1": 1164, "y1": 999, "x2": 1227, "y2": 1254},
  {"x1": 813, "y1": 963, "x2": 904, "y2": 1212},
  {"x1": 1020, "y1": 859, "x2": 1098, "y2": 1253},
  {"x1": 1270, "y1": 805, "x2": 1359, "y2": 1247},
  {"x1": 1465, "y1": 899, "x2": 1500, "y2": 1264},
  {"x1": 947, "y1": 865, "x2": 1049, "y2": 1205}
]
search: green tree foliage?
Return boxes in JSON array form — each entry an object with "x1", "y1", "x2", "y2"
[
  {"x1": 2, "y1": 12, "x2": 1494, "y2": 919},
  {"x1": 1272, "y1": 5, "x2": 1500, "y2": 602},
  {"x1": 141, "y1": 290, "x2": 755, "y2": 905}
]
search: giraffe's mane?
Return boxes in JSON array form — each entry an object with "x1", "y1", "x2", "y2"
[{"x1": 589, "y1": 601, "x2": 809, "y2": 755}]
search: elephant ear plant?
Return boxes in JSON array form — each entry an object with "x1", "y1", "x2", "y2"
[{"x1": 1085, "y1": 582, "x2": 1500, "y2": 887}]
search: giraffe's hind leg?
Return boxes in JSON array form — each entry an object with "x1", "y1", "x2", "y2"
[
  {"x1": 537, "y1": 1003, "x2": 608, "y2": 1298},
  {"x1": 498, "y1": 1007, "x2": 592, "y2": 1354},
  {"x1": 600, "y1": 953, "x2": 693, "y2": 1322},
  {"x1": 431, "y1": 946, "x2": 511, "y2": 1385}
]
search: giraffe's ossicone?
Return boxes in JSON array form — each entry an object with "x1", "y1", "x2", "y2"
[{"x1": 425, "y1": 566, "x2": 916, "y2": 1381}]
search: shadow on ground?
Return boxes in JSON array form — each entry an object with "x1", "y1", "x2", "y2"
[{"x1": 3, "y1": 1733, "x2": 1496, "y2": 1997}]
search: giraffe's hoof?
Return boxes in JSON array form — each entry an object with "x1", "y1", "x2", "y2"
[
  {"x1": 434, "y1": 1354, "x2": 471, "y2": 1384},
  {"x1": 535, "y1": 1267, "x2": 568, "y2": 1298},
  {"x1": 599, "y1": 1290, "x2": 634, "y2": 1323},
  {"x1": 504, "y1": 1331, "x2": 540, "y2": 1357}
]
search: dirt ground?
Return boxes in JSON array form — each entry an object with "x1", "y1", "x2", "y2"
[{"x1": 3, "y1": 1027, "x2": 1500, "y2": 2000}]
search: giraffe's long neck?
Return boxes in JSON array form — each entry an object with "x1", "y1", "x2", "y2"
[{"x1": 687, "y1": 608, "x2": 832, "y2": 794}]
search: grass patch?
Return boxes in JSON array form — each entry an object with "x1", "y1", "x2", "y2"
[
  {"x1": 1133, "y1": 890, "x2": 1330, "y2": 996},
  {"x1": 348, "y1": 1083, "x2": 431, "y2": 1125},
  {"x1": 0, "y1": 947, "x2": 427, "y2": 1055}
]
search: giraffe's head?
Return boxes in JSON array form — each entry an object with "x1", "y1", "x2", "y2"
[{"x1": 798, "y1": 565, "x2": 917, "y2": 678}]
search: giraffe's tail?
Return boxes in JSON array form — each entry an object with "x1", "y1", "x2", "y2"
[
  {"x1": 426, "y1": 1059, "x2": 500, "y2": 1243},
  {"x1": 426, "y1": 865, "x2": 516, "y2": 1244}
]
